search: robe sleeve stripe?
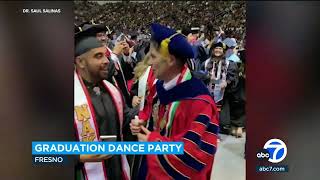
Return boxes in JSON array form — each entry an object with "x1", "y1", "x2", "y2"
[
  {"x1": 183, "y1": 130, "x2": 216, "y2": 155},
  {"x1": 176, "y1": 150, "x2": 205, "y2": 172},
  {"x1": 202, "y1": 132, "x2": 218, "y2": 146},
  {"x1": 207, "y1": 122, "x2": 219, "y2": 135},
  {"x1": 199, "y1": 140, "x2": 217, "y2": 155},
  {"x1": 184, "y1": 131, "x2": 201, "y2": 144},
  {"x1": 195, "y1": 114, "x2": 210, "y2": 126},
  {"x1": 157, "y1": 154, "x2": 190, "y2": 180},
  {"x1": 183, "y1": 138, "x2": 214, "y2": 158},
  {"x1": 170, "y1": 154, "x2": 198, "y2": 176},
  {"x1": 204, "y1": 130, "x2": 218, "y2": 137}
]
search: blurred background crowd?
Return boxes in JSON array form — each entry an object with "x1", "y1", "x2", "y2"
[{"x1": 75, "y1": 1, "x2": 246, "y2": 49}]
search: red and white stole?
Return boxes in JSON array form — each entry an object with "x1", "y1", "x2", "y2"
[{"x1": 74, "y1": 71, "x2": 130, "y2": 180}]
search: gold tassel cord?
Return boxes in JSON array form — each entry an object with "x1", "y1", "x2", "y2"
[{"x1": 159, "y1": 32, "x2": 181, "y2": 58}]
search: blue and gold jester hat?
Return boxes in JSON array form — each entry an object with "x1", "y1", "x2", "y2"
[{"x1": 150, "y1": 23, "x2": 194, "y2": 60}]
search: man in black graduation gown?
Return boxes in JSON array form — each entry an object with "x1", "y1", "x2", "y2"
[
  {"x1": 74, "y1": 35, "x2": 138, "y2": 180},
  {"x1": 77, "y1": 24, "x2": 141, "y2": 168}
]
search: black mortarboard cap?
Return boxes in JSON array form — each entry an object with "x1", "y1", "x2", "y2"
[{"x1": 75, "y1": 36, "x2": 103, "y2": 57}]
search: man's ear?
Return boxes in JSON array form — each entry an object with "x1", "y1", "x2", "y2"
[
  {"x1": 75, "y1": 56, "x2": 86, "y2": 69},
  {"x1": 168, "y1": 54, "x2": 176, "y2": 66}
]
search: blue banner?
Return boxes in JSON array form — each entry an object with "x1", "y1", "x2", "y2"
[{"x1": 32, "y1": 142, "x2": 184, "y2": 155}]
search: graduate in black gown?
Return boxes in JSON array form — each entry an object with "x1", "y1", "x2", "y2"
[
  {"x1": 201, "y1": 41, "x2": 240, "y2": 136},
  {"x1": 74, "y1": 36, "x2": 138, "y2": 180}
]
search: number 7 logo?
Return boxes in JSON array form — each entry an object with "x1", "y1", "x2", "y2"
[{"x1": 264, "y1": 139, "x2": 287, "y2": 163}]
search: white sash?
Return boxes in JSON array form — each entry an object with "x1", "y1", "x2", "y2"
[
  {"x1": 74, "y1": 71, "x2": 130, "y2": 180},
  {"x1": 211, "y1": 61, "x2": 222, "y2": 81},
  {"x1": 207, "y1": 59, "x2": 230, "y2": 103},
  {"x1": 138, "y1": 66, "x2": 151, "y2": 111},
  {"x1": 102, "y1": 80, "x2": 130, "y2": 180},
  {"x1": 74, "y1": 72, "x2": 106, "y2": 180},
  {"x1": 204, "y1": 58, "x2": 210, "y2": 70}
]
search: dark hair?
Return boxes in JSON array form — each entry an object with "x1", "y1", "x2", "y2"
[
  {"x1": 181, "y1": 27, "x2": 191, "y2": 36},
  {"x1": 175, "y1": 56, "x2": 187, "y2": 67}
]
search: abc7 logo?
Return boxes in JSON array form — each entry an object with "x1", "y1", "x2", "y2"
[
  {"x1": 256, "y1": 151, "x2": 270, "y2": 158},
  {"x1": 257, "y1": 139, "x2": 287, "y2": 163}
]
